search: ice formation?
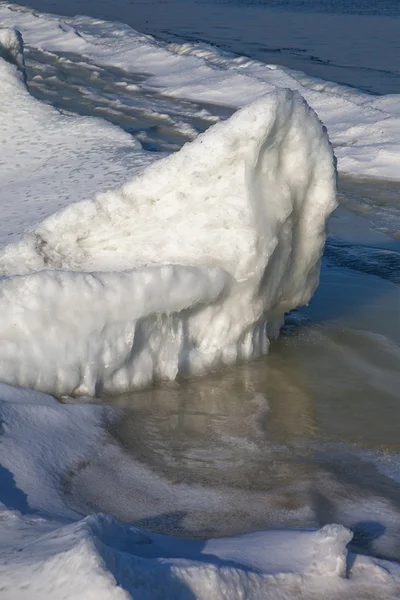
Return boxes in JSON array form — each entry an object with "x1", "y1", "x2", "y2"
[
  {"x1": 0, "y1": 29, "x2": 337, "y2": 395},
  {"x1": 0, "y1": 26, "x2": 25, "y2": 80}
]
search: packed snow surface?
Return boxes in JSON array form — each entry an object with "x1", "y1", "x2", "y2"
[
  {"x1": 0, "y1": 3, "x2": 399, "y2": 179},
  {"x1": 0, "y1": 27, "x2": 156, "y2": 247},
  {"x1": 0, "y1": 27, "x2": 336, "y2": 396}
]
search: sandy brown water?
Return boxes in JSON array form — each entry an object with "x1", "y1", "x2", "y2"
[{"x1": 62, "y1": 198, "x2": 400, "y2": 564}]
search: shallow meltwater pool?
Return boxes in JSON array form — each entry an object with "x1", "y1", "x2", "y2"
[{"x1": 63, "y1": 191, "x2": 400, "y2": 562}]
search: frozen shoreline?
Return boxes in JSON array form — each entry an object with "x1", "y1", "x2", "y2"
[
  {"x1": 0, "y1": 6, "x2": 400, "y2": 598},
  {"x1": 2, "y1": 384, "x2": 400, "y2": 599},
  {"x1": 1, "y1": 3, "x2": 400, "y2": 180},
  {"x1": 6, "y1": 0, "x2": 400, "y2": 94}
]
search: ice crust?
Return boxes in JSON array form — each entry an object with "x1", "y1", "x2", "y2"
[
  {"x1": 0, "y1": 31, "x2": 336, "y2": 396},
  {"x1": 0, "y1": 26, "x2": 25, "y2": 80}
]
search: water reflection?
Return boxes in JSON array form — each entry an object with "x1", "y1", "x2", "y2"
[
  {"x1": 62, "y1": 314, "x2": 400, "y2": 557},
  {"x1": 108, "y1": 361, "x2": 314, "y2": 488},
  {"x1": 67, "y1": 351, "x2": 322, "y2": 537},
  {"x1": 61, "y1": 255, "x2": 400, "y2": 562}
]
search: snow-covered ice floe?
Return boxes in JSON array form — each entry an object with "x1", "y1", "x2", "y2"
[
  {"x1": 1, "y1": 395, "x2": 400, "y2": 600},
  {"x1": 1, "y1": 3, "x2": 400, "y2": 180},
  {"x1": 0, "y1": 27, "x2": 337, "y2": 397}
]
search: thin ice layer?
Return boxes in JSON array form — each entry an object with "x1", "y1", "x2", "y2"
[{"x1": 0, "y1": 30, "x2": 336, "y2": 396}]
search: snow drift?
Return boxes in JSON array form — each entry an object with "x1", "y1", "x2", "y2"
[
  {"x1": 0, "y1": 511, "x2": 355, "y2": 600},
  {"x1": 0, "y1": 30, "x2": 337, "y2": 396},
  {"x1": 0, "y1": 27, "x2": 155, "y2": 248},
  {"x1": 1, "y1": 397, "x2": 400, "y2": 600}
]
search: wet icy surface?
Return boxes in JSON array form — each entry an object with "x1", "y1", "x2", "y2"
[{"x1": 4, "y1": 22, "x2": 399, "y2": 555}]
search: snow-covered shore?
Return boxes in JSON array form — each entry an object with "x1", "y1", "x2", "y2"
[
  {"x1": 1, "y1": 13, "x2": 400, "y2": 600},
  {"x1": 1, "y1": 3, "x2": 400, "y2": 180},
  {"x1": 2, "y1": 394, "x2": 400, "y2": 600}
]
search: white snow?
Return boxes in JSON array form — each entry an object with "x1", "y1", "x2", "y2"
[
  {"x1": 0, "y1": 3, "x2": 399, "y2": 179},
  {"x1": 0, "y1": 22, "x2": 156, "y2": 247},
  {"x1": 0, "y1": 33, "x2": 337, "y2": 395},
  {"x1": 1, "y1": 395, "x2": 400, "y2": 600},
  {"x1": 1, "y1": 510, "x2": 398, "y2": 600}
]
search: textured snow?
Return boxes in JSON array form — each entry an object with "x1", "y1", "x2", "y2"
[
  {"x1": 0, "y1": 3, "x2": 399, "y2": 180},
  {"x1": 0, "y1": 513, "x2": 353, "y2": 600},
  {"x1": 1, "y1": 395, "x2": 400, "y2": 600},
  {"x1": 0, "y1": 24, "x2": 156, "y2": 247}
]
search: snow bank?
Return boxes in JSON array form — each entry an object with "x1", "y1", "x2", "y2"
[
  {"x1": 0, "y1": 3, "x2": 399, "y2": 180},
  {"x1": 1, "y1": 396, "x2": 400, "y2": 600},
  {"x1": 0, "y1": 511, "x2": 355, "y2": 600},
  {"x1": 0, "y1": 65, "x2": 337, "y2": 395}
]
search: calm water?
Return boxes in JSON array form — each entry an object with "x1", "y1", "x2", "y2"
[
  {"x1": 14, "y1": 0, "x2": 400, "y2": 93},
  {"x1": 220, "y1": 0, "x2": 400, "y2": 17}
]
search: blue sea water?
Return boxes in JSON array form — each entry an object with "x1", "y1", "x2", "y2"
[
  {"x1": 14, "y1": 0, "x2": 400, "y2": 94},
  {"x1": 221, "y1": 0, "x2": 400, "y2": 17}
]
